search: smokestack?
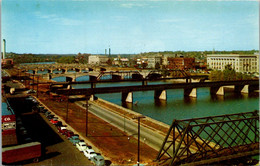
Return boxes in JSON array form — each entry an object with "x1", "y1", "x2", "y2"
[
  {"x1": 3, "y1": 39, "x2": 6, "y2": 59},
  {"x1": 105, "y1": 49, "x2": 107, "y2": 55},
  {"x1": 109, "y1": 48, "x2": 111, "y2": 57}
]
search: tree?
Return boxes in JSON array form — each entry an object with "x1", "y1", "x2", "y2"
[{"x1": 155, "y1": 62, "x2": 160, "y2": 69}]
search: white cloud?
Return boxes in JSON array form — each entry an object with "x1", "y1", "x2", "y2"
[
  {"x1": 34, "y1": 12, "x2": 82, "y2": 26},
  {"x1": 120, "y1": 3, "x2": 147, "y2": 8}
]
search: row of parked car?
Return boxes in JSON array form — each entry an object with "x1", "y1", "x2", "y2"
[{"x1": 33, "y1": 98, "x2": 105, "y2": 166}]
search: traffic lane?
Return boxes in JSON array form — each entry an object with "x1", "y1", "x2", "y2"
[
  {"x1": 84, "y1": 103, "x2": 165, "y2": 152},
  {"x1": 20, "y1": 112, "x2": 92, "y2": 165}
]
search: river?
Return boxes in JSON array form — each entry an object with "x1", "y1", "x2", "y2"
[{"x1": 52, "y1": 76, "x2": 259, "y2": 125}]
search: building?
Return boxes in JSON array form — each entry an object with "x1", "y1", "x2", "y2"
[
  {"x1": 167, "y1": 57, "x2": 195, "y2": 70},
  {"x1": 147, "y1": 56, "x2": 162, "y2": 68},
  {"x1": 206, "y1": 54, "x2": 259, "y2": 73},
  {"x1": 2, "y1": 100, "x2": 17, "y2": 146},
  {"x1": 88, "y1": 55, "x2": 109, "y2": 66}
]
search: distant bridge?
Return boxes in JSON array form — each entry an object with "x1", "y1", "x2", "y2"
[{"x1": 55, "y1": 80, "x2": 259, "y2": 102}]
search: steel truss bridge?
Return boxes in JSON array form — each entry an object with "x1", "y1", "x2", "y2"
[{"x1": 156, "y1": 111, "x2": 259, "y2": 165}]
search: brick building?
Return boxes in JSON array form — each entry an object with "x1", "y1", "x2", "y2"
[{"x1": 167, "y1": 57, "x2": 195, "y2": 70}]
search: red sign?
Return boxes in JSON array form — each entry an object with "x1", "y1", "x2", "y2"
[{"x1": 2, "y1": 115, "x2": 16, "y2": 123}]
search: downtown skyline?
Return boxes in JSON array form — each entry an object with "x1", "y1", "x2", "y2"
[{"x1": 1, "y1": 0, "x2": 259, "y2": 54}]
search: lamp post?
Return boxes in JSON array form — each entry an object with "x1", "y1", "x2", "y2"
[{"x1": 133, "y1": 116, "x2": 145, "y2": 166}]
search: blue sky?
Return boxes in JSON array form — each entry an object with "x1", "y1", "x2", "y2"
[{"x1": 1, "y1": 0, "x2": 259, "y2": 54}]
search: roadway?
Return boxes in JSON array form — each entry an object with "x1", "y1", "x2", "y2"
[{"x1": 76, "y1": 100, "x2": 197, "y2": 155}]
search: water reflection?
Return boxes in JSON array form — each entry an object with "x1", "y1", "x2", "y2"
[
  {"x1": 154, "y1": 99, "x2": 167, "y2": 108},
  {"x1": 183, "y1": 96, "x2": 197, "y2": 104}
]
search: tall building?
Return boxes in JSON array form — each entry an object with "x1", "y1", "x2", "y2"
[{"x1": 206, "y1": 54, "x2": 259, "y2": 73}]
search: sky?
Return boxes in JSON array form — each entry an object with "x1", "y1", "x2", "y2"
[{"x1": 1, "y1": 0, "x2": 259, "y2": 54}]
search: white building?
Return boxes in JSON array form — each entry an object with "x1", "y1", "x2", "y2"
[
  {"x1": 147, "y1": 56, "x2": 162, "y2": 68},
  {"x1": 88, "y1": 55, "x2": 109, "y2": 66},
  {"x1": 207, "y1": 54, "x2": 259, "y2": 73}
]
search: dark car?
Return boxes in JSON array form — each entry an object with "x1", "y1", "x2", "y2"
[
  {"x1": 47, "y1": 114, "x2": 54, "y2": 120},
  {"x1": 58, "y1": 126, "x2": 67, "y2": 135},
  {"x1": 54, "y1": 121, "x2": 62, "y2": 127},
  {"x1": 65, "y1": 130, "x2": 75, "y2": 139}
]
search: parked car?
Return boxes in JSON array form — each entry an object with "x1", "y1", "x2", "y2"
[
  {"x1": 91, "y1": 155, "x2": 105, "y2": 166},
  {"x1": 69, "y1": 136, "x2": 80, "y2": 145},
  {"x1": 76, "y1": 142, "x2": 87, "y2": 152},
  {"x1": 58, "y1": 126, "x2": 67, "y2": 134},
  {"x1": 47, "y1": 114, "x2": 54, "y2": 120},
  {"x1": 50, "y1": 117, "x2": 59, "y2": 125},
  {"x1": 83, "y1": 149, "x2": 97, "y2": 160},
  {"x1": 54, "y1": 121, "x2": 62, "y2": 127},
  {"x1": 64, "y1": 130, "x2": 74, "y2": 139},
  {"x1": 45, "y1": 111, "x2": 51, "y2": 117},
  {"x1": 26, "y1": 89, "x2": 36, "y2": 94}
]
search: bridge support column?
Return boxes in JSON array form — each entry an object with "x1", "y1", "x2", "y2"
[
  {"x1": 89, "y1": 95, "x2": 95, "y2": 101},
  {"x1": 91, "y1": 83, "x2": 96, "y2": 89},
  {"x1": 210, "y1": 86, "x2": 224, "y2": 95},
  {"x1": 184, "y1": 88, "x2": 197, "y2": 98},
  {"x1": 154, "y1": 90, "x2": 167, "y2": 100},
  {"x1": 122, "y1": 92, "x2": 133, "y2": 103},
  {"x1": 142, "y1": 80, "x2": 147, "y2": 86},
  {"x1": 89, "y1": 76, "x2": 97, "y2": 81}
]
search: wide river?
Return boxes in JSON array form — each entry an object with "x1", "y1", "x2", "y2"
[{"x1": 52, "y1": 75, "x2": 259, "y2": 126}]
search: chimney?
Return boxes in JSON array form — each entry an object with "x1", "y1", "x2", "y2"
[
  {"x1": 3, "y1": 39, "x2": 6, "y2": 59},
  {"x1": 109, "y1": 48, "x2": 111, "y2": 57}
]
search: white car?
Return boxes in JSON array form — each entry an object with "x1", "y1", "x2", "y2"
[
  {"x1": 76, "y1": 142, "x2": 87, "y2": 152},
  {"x1": 83, "y1": 149, "x2": 97, "y2": 159}
]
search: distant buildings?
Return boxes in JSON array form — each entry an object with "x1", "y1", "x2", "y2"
[
  {"x1": 147, "y1": 55, "x2": 162, "y2": 68},
  {"x1": 88, "y1": 55, "x2": 109, "y2": 66},
  {"x1": 167, "y1": 57, "x2": 195, "y2": 70},
  {"x1": 207, "y1": 54, "x2": 259, "y2": 73}
]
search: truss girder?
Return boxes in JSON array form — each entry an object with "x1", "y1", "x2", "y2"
[{"x1": 156, "y1": 110, "x2": 259, "y2": 165}]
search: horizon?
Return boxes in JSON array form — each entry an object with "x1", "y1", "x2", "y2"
[
  {"x1": 3, "y1": 49, "x2": 259, "y2": 56},
  {"x1": 1, "y1": 0, "x2": 259, "y2": 54}
]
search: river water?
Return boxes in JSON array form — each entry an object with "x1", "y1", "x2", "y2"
[{"x1": 52, "y1": 76, "x2": 259, "y2": 125}]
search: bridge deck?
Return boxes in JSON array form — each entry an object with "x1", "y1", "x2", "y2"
[{"x1": 55, "y1": 80, "x2": 259, "y2": 96}]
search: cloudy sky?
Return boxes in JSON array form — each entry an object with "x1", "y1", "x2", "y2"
[{"x1": 1, "y1": 0, "x2": 259, "y2": 54}]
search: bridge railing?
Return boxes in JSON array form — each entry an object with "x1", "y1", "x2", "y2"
[{"x1": 156, "y1": 111, "x2": 259, "y2": 165}]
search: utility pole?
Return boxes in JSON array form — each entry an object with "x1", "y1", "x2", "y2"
[
  {"x1": 36, "y1": 75, "x2": 39, "y2": 98},
  {"x1": 66, "y1": 87, "x2": 71, "y2": 122},
  {"x1": 85, "y1": 95, "x2": 90, "y2": 136},
  {"x1": 133, "y1": 116, "x2": 145, "y2": 166}
]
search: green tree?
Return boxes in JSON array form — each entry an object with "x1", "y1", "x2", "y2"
[{"x1": 155, "y1": 62, "x2": 160, "y2": 69}]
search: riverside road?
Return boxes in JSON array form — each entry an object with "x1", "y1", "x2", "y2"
[{"x1": 77, "y1": 100, "x2": 196, "y2": 155}]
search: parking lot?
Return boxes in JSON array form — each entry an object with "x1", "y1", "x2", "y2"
[{"x1": 8, "y1": 97, "x2": 93, "y2": 165}]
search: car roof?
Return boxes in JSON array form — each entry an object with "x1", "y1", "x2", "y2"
[
  {"x1": 94, "y1": 155, "x2": 104, "y2": 159},
  {"x1": 87, "y1": 149, "x2": 95, "y2": 152}
]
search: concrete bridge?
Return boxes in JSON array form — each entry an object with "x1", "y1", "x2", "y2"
[{"x1": 55, "y1": 80, "x2": 259, "y2": 103}]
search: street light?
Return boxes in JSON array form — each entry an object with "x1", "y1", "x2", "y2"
[{"x1": 132, "y1": 115, "x2": 145, "y2": 166}]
